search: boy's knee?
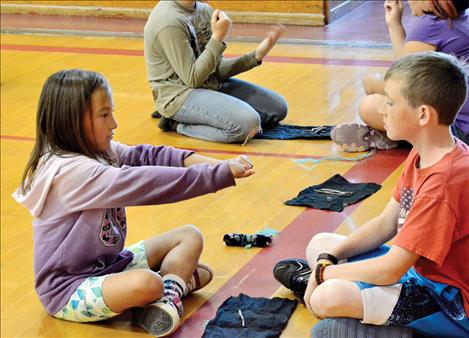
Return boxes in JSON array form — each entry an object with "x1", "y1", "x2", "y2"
[
  {"x1": 306, "y1": 232, "x2": 334, "y2": 256},
  {"x1": 310, "y1": 280, "x2": 344, "y2": 318}
]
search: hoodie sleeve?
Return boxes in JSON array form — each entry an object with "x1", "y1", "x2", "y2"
[
  {"x1": 111, "y1": 142, "x2": 194, "y2": 167},
  {"x1": 52, "y1": 156, "x2": 235, "y2": 213}
]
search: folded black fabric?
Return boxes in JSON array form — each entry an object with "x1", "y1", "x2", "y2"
[
  {"x1": 202, "y1": 293, "x2": 297, "y2": 338},
  {"x1": 223, "y1": 234, "x2": 273, "y2": 247},
  {"x1": 285, "y1": 174, "x2": 381, "y2": 212},
  {"x1": 255, "y1": 124, "x2": 333, "y2": 140}
]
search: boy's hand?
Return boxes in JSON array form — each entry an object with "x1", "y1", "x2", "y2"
[
  {"x1": 384, "y1": 0, "x2": 404, "y2": 27},
  {"x1": 304, "y1": 275, "x2": 318, "y2": 314},
  {"x1": 211, "y1": 9, "x2": 232, "y2": 42},
  {"x1": 255, "y1": 25, "x2": 286, "y2": 62},
  {"x1": 228, "y1": 155, "x2": 255, "y2": 178}
]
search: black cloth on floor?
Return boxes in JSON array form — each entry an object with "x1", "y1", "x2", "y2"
[
  {"x1": 202, "y1": 293, "x2": 297, "y2": 338},
  {"x1": 255, "y1": 124, "x2": 333, "y2": 140},
  {"x1": 285, "y1": 174, "x2": 381, "y2": 212},
  {"x1": 223, "y1": 234, "x2": 273, "y2": 247}
]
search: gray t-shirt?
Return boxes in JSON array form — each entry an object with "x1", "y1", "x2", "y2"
[{"x1": 144, "y1": 1, "x2": 259, "y2": 117}]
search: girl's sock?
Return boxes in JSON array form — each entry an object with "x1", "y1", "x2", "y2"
[{"x1": 162, "y1": 274, "x2": 186, "y2": 317}]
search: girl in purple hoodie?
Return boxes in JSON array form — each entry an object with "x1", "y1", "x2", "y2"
[{"x1": 13, "y1": 69, "x2": 254, "y2": 337}]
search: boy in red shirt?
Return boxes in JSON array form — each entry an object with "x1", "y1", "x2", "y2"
[{"x1": 274, "y1": 52, "x2": 469, "y2": 337}]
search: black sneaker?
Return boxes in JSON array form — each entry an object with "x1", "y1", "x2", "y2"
[
  {"x1": 151, "y1": 110, "x2": 162, "y2": 118},
  {"x1": 158, "y1": 117, "x2": 178, "y2": 132},
  {"x1": 273, "y1": 258, "x2": 311, "y2": 300}
]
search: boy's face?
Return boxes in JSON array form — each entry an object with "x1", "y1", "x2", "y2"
[
  {"x1": 83, "y1": 88, "x2": 117, "y2": 153},
  {"x1": 380, "y1": 79, "x2": 420, "y2": 142}
]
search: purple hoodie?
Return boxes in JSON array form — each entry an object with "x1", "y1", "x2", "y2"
[{"x1": 12, "y1": 142, "x2": 235, "y2": 314}]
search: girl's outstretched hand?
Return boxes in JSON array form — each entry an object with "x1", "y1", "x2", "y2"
[
  {"x1": 228, "y1": 155, "x2": 255, "y2": 178},
  {"x1": 384, "y1": 0, "x2": 404, "y2": 27},
  {"x1": 255, "y1": 25, "x2": 286, "y2": 62}
]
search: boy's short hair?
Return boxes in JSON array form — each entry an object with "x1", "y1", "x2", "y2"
[{"x1": 384, "y1": 52, "x2": 468, "y2": 126}]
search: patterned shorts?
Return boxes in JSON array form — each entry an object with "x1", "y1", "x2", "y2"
[
  {"x1": 349, "y1": 245, "x2": 469, "y2": 337},
  {"x1": 53, "y1": 241, "x2": 150, "y2": 322}
]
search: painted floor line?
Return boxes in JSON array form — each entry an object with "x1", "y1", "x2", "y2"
[
  {"x1": 174, "y1": 148, "x2": 407, "y2": 337},
  {"x1": 1, "y1": 43, "x2": 393, "y2": 67},
  {"x1": 0, "y1": 134, "x2": 371, "y2": 160}
]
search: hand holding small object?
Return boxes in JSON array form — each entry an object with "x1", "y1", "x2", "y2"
[{"x1": 228, "y1": 155, "x2": 255, "y2": 178}]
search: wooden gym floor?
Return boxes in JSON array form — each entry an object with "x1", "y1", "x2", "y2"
[{"x1": 1, "y1": 3, "x2": 410, "y2": 338}]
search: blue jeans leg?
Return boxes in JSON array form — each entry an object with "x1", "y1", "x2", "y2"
[
  {"x1": 172, "y1": 88, "x2": 261, "y2": 143},
  {"x1": 218, "y1": 78, "x2": 288, "y2": 125}
]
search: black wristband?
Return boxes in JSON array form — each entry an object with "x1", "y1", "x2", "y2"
[{"x1": 317, "y1": 253, "x2": 338, "y2": 265}]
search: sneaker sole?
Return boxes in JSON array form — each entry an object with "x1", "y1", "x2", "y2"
[
  {"x1": 135, "y1": 302, "x2": 180, "y2": 337},
  {"x1": 331, "y1": 123, "x2": 371, "y2": 152}
]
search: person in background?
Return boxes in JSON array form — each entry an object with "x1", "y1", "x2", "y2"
[
  {"x1": 332, "y1": 0, "x2": 469, "y2": 152},
  {"x1": 144, "y1": 0, "x2": 288, "y2": 143}
]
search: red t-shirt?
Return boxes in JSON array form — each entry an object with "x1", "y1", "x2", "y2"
[{"x1": 393, "y1": 139, "x2": 469, "y2": 315}]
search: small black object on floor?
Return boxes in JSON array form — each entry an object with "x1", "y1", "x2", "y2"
[
  {"x1": 223, "y1": 234, "x2": 272, "y2": 247},
  {"x1": 254, "y1": 124, "x2": 333, "y2": 140},
  {"x1": 285, "y1": 174, "x2": 381, "y2": 212},
  {"x1": 202, "y1": 293, "x2": 297, "y2": 338}
]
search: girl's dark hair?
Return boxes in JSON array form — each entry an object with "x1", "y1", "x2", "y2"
[
  {"x1": 425, "y1": 0, "x2": 469, "y2": 19},
  {"x1": 20, "y1": 69, "x2": 112, "y2": 193}
]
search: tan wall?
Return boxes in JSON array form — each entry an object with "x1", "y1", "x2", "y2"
[
  {"x1": 1, "y1": 1, "x2": 325, "y2": 26},
  {"x1": 2, "y1": 1, "x2": 324, "y2": 14}
]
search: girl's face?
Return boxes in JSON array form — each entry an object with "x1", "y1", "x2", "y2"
[
  {"x1": 83, "y1": 88, "x2": 117, "y2": 153},
  {"x1": 408, "y1": 0, "x2": 431, "y2": 16}
]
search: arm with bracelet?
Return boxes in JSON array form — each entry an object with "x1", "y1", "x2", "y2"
[{"x1": 303, "y1": 198, "x2": 402, "y2": 312}]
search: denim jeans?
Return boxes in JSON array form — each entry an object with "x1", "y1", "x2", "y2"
[{"x1": 172, "y1": 78, "x2": 287, "y2": 143}]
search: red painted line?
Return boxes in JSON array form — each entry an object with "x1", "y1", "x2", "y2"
[
  {"x1": 0, "y1": 43, "x2": 393, "y2": 67},
  {"x1": 0, "y1": 43, "x2": 143, "y2": 56},
  {"x1": 174, "y1": 148, "x2": 408, "y2": 338},
  {"x1": 0, "y1": 134, "x2": 350, "y2": 160}
]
